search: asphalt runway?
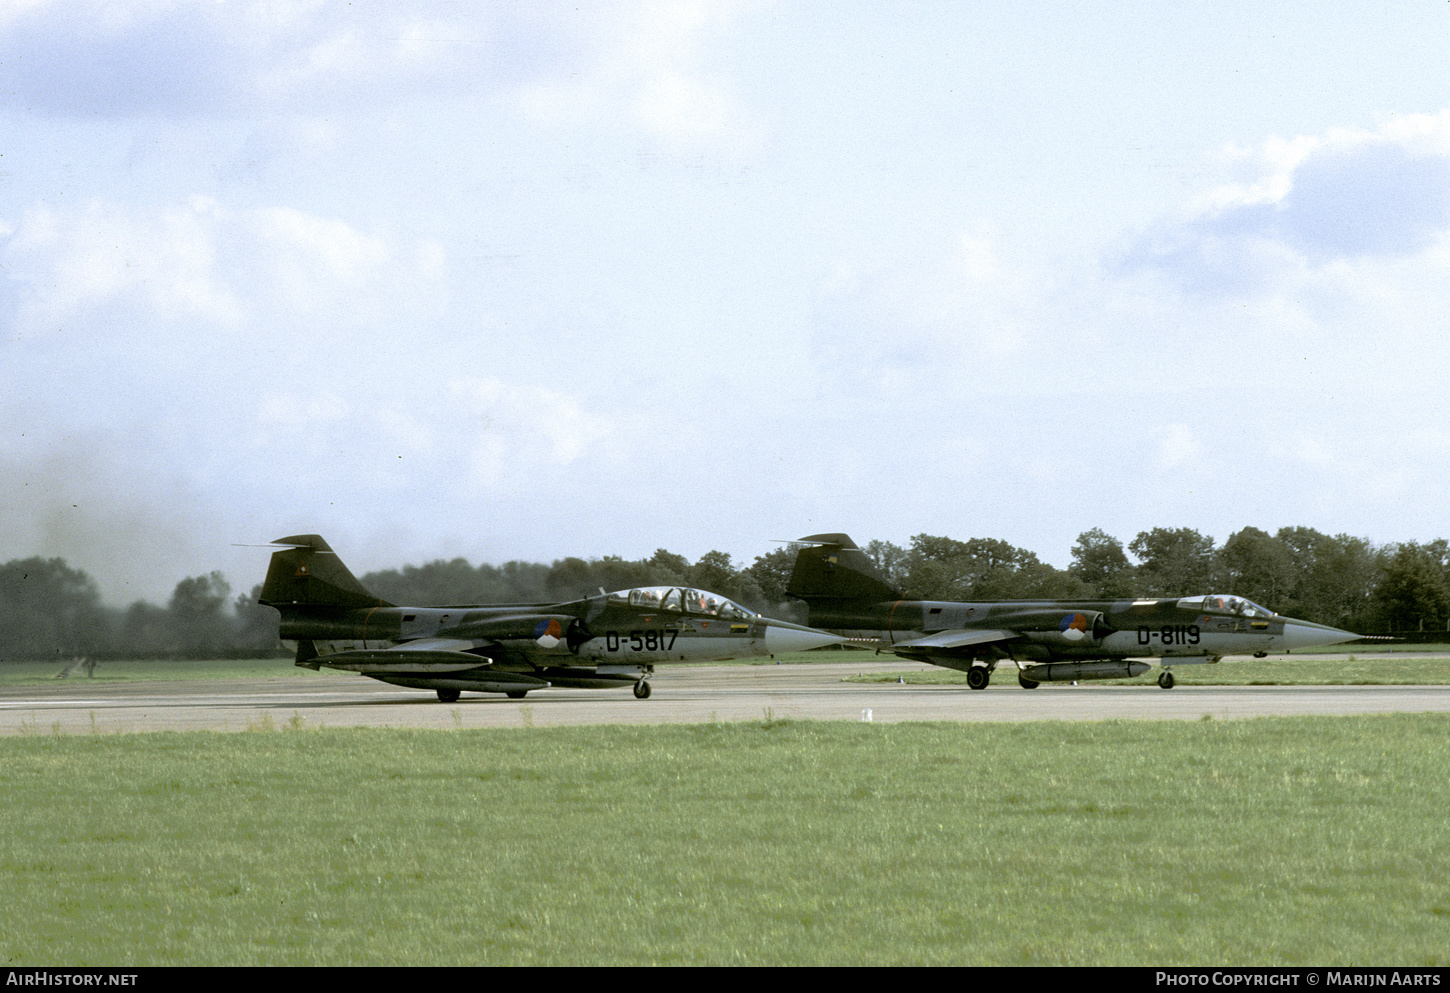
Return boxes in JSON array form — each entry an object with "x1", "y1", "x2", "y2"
[{"x1": 4, "y1": 659, "x2": 1450, "y2": 734}]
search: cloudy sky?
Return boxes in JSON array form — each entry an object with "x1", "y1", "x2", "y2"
[{"x1": 4, "y1": 1, "x2": 1450, "y2": 605}]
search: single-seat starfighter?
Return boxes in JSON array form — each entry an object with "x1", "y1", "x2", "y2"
[
  {"x1": 259, "y1": 534, "x2": 842, "y2": 701},
  {"x1": 786, "y1": 533, "x2": 1359, "y2": 690}
]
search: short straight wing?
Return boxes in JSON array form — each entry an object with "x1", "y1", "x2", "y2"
[{"x1": 894, "y1": 629, "x2": 1018, "y2": 652}]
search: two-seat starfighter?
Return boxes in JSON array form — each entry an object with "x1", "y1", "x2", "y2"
[
  {"x1": 260, "y1": 535, "x2": 842, "y2": 701},
  {"x1": 786, "y1": 533, "x2": 1359, "y2": 689}
]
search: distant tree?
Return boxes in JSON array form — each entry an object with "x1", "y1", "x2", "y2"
[
  {"x1": 1129, "y1": 528, "x2": 1216, "y2": 596},
  {"x1": 676, "y1": 550, "x2": 755, "y2": 605},
  {"x1": 862, "y1": 539, "x2": 909, "y2": 592},
  {"x1": 589, "y1": 556, "x2": 657, "y2": 595},
  {"x1": 743, "y1": 545, "x2": 805, "y2": 619},
  {"x1": 1218, "y1": 527, "x2": 1296, "y2": 612},
  {"x1": 1069, "y1": 528, "x2": 1136, "y2": 598},
  {"x1": 546, "y1": 552, "x2": 698, "y2": 602},
  {"x1": 910, "y1": 535, "x2": 1028, "y2": 574},
  {"x1": 234, "y1": 583, "x2": 282, "y2": 651},
  {"x1": 904, "y1": 534, "x2": 979, "y2": 598},
  {"x1": 168, "y1": 571, "x2": 233, "y2": 655},
  {"x1": 1371, "y1": 543, "x2": 1450, "y2": 633},
  {"x1": 544, "y1": 557, "x2": 597, "y2": 600},
  {"x1": 0, "y1": 557, "x2": 111, "y2": 659},
  {"x1": 686, "y1": 550, "x2": 736, "y2": 594},
  {"x1": 900, "y1": 556, "x2": 957, "y2": 601},
  {"x1": 120, "y1": 600, "x2": 173, "y2": 656},
  {"x1": 746, "y1": 545, "x2": 799, "y2": 604},
  {"x1": 494, "y1": 560, "x2": 552, "y2": 602},
  {"x1": 365, "y1": 558, "x2": 494, "y2": 605},
  {"x1": 1274, "y1": 528, "x2": 1379, "y2": 628},
  {"x1": 646, "y1": 549, "x2": 690, "y2": 585},
  {"x1": 901, "y1": 534, "x2": 1076, "y2": 600},
  {"x1": 974, "y1": 560, "x2": 1094, "y2": 600}
]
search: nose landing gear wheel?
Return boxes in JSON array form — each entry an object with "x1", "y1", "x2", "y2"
[
  {"x1": 633, "y1": 680, "x2": 652, "y2": 699},
  {"x1": 1158, "y1": 670, "x2": 1175, "y2": 690},
  {"x1": 436, "y1": 688, "x2": 460, "y2": 703}
]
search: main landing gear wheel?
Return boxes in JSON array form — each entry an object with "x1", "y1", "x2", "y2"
[
  {"x1": 436, "y1": 688, "x2": 460, "y2": 703},
  {"x1": 1158, "y1": 670, "x2": 1176, "y2": 690},
  {"x1": 1018, "y1": 672, "x2": 1040, "y2": 690},
  {"x1": 633, "y1": 680, "x2": 652, "y2": 699},
  {"x1": 506, "y1": 690, "x2": 529, "y2": 699},
  {"x1": 966, "y1": 667, "x2": 991, "y2": 691}
]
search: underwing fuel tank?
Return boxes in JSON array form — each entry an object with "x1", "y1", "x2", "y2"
[{"x1": 1019, "y1": 661, "x2": 1152, "y2": 683}]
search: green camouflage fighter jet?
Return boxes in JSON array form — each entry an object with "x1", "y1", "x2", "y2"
[
  {"x1": 786, "y1": 533, "x2": 1359, "y2": 690},
  {"x1": 259, "y1": 535, "x2": 843, "y2": 701}
]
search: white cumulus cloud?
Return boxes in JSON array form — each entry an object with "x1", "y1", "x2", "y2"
[
  {"x1": 1124, "y1": 113, "x2": 1450, "y2": 293},
  {"x1": 2, "y1": 197, "x2": 447, "y2": 341}
]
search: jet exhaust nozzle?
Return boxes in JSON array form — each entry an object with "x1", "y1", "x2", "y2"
[{"x1": 1005, "y1": 608, "x2": 1115, "y2": 646}]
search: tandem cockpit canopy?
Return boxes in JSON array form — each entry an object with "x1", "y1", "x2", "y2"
[
  {"x1": 607, "y1": 586, "x2": 757, "y2": 620},
  {"x1": 1176, "y1": 594, "x2": 1274, "y2": 619}
]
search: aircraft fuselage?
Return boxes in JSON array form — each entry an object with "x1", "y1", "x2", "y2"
[
  {"x1": 809, "y1": 596, "x2": 1316, "y2": 663},
  {"x1": 280, "y1": 597, "x2": 786, "y2": 669}
]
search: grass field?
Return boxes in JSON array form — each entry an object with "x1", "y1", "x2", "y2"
[{"x1": 2, "y1": 715, "x2": 1447, "y2": 966}]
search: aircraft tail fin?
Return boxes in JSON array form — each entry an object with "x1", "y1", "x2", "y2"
[
  {"x1": 258, "y1": 534, "x2": 394, "y2": 609},
  {"x1": 785, "y1": 533, "x2": 902, "y2": 604}
]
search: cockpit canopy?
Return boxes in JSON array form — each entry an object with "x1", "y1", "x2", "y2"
[
  {"x1": 606, "y1": 586, "x2": 757, "y2": 620},
  {"x1": 1176, "y1": 594, "x2": 1274, "y2": 619}
]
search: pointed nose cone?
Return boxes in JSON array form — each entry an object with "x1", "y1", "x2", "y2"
[
  {"x1": 1277, "y1": 619, "x2": 1359, "y2": 651},
  {"x1": 763, "y1": 619, "x2": 847, "y2": 654}
]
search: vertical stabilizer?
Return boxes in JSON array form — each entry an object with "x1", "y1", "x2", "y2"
[
  {"x1": 785, "y1": 533, "x2": 902, "y2": 604},
  {"x1": 258, "y1": 534, "x2": 393, "y2": 608}
]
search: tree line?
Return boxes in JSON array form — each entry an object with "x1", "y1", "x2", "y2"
[
  {"x1": 857, "y1": 527, "x2": 1446, "y2": 635},
  {"x1": 3, "y1": 524, "x2": 1448, "y2": 660}
]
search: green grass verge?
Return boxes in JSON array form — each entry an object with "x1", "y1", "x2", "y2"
[
  {"x1": 847, "y1": 653, "x2": 1450, "y2": 686},
  {"x1": 2, "y1": 716, "x2": 1447, "y2": 966}
]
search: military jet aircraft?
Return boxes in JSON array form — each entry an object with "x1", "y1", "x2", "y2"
[
  {"x1": 259, "y1": 534, "x2": 843, "y2": 701},
  {"x1": 785, "y1": 533, "x2": 1359, "y2": 690}
]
